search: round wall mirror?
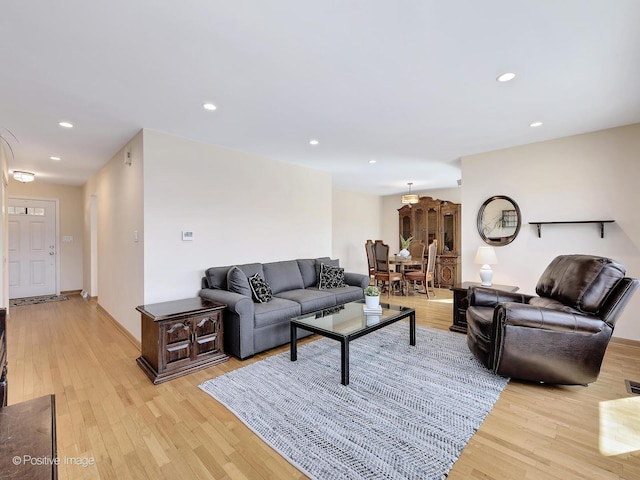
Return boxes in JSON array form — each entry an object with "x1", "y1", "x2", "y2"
[{"x1": 477, "y1": 195, "x2": 521, "y2": 246}]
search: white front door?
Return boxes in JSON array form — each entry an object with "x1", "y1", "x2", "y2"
[{"x1": 8, "y1": 199, "x2": 57, "y2": 299}]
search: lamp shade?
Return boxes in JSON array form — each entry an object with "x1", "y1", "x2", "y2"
[
  {"x1": 401, "y1": 194, "x2": 419, "y2": 204},
  {"x1": 474, "y1": 246, "x2": 498, "y2": 265}
]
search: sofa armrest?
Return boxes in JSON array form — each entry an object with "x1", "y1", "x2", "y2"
[
  {"x1": 199, "y1": 288, "x2": 256, "y2": 359},
  {"x1": 199, "y1": 288, "x2": 253, "y2": 316},
  {"x1": 344, "y1": 272, "x2": 369, "y2": 290},
  {"x1": 469, "y1": 286, "x2": 534, "y2": 308}
]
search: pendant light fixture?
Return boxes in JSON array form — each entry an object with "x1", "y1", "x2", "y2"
[{"x1": 401, "y1": 182, "x2": 419, "y2": 205}]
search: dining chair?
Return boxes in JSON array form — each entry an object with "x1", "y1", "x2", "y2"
[
  {"x1": 404, "y1": 240, "x2": 437, "y2": 298},
  {"x1": 405, "y1": 241, "x2": 426, "y2": 274},
  {"x1": 365, "y1": 239, "x2": 376, "y2": 285},
  {"x1": 373, "y1": 240, "x2": 403, "y2": 296}
]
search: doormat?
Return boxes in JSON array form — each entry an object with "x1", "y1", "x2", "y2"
[{"x1": 10, "y1": 295, "x2": 69, "y2": 307}]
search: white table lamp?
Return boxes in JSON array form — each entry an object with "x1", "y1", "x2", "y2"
[{"x1": 474, "y1": 246, "x2": 498, "y2": 286}]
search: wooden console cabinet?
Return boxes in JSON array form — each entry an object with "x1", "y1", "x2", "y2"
[
  {"x1": 450, "y1": 282, "x2": 519, "y2": 334},
  {"x1": 136, "y1": 298, "x2": 228, "y2": 384}
]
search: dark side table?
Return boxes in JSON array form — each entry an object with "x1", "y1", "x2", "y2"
[
  {"x1": 450, "y1": 282, "x2": 519, "y2": 334},
  {"x1": 136, "y1": 297, "x2": 228, "y2": 384}
]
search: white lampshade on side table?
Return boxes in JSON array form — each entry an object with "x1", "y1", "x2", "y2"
[{"x1": 474, "y1": 246, "x2": 498, "y2": 286}]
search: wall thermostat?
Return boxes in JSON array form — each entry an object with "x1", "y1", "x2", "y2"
[{"x1": 182, "y1": 231, "x2": 194, "y2": 241}]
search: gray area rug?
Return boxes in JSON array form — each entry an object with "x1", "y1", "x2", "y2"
[
  {"x1": 10, "y1": 294, "x2": 69, "y2": 307},
  {"x1": 199, "y1": 323, "x2": 509, "y2": 480}
]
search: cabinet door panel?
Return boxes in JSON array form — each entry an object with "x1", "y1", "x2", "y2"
[
  {"x1": 162, "y1": 320, "x2": 192, "y2": 369},
  {"x1": 193, "y1": 314, "x2": 222, "y2": 358},
  {"x1": 166, "y1": 341, "x2": 192, "y2": 365}
]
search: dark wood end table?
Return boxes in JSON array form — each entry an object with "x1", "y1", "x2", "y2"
[
  {"x1": 136, "y1": 297, "x2": 228, "y2": 384},
  {"x1": 449, "y1": 282, "x2": 519, "y2": 334}
]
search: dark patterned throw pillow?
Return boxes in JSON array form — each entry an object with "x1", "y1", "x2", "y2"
[
  {"x1": 319, "y1": 263, "x2": 346, "y2": 289},
  {"x1": 249, "y1": 273, "x2": 273, "y2": 303}
]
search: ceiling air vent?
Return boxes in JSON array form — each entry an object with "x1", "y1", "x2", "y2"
[{"x1": 625, "y1": 379, "x2": 640, "y2": 395}]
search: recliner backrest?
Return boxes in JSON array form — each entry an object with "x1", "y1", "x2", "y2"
[{"x1": 535, "y1": 254, "x2": 626, "y2": 314}]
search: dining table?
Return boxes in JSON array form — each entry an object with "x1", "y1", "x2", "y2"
[{"x1": 388, "y1": 256, "x2": 427, "y2": 295}]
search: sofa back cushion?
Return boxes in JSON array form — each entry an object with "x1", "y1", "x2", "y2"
[
  {"x1": 227, "y1": 266, "x2": 251, "y2": 297},
  {"x1": 297, "y1": 258, "x2": 317, "y2": 288},
  {"x1": 535, "y1": 254, "x2": 625, "y2": 314},
  {"x1": 205, "y1": 266, "x2": 230, "y2": 290},
  {"x1": 263, "y1": 260, "x2": 305, "y2": 295},
  {"x1": 205, "y1": 263, "x2": 264, "y2": 290}
]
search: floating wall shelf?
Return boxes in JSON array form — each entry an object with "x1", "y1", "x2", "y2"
[{"x1": 528, "y1": 220, "x2": 615, "y2": 239}]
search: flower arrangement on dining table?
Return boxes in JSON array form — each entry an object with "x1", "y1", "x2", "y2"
[{"x1": 398, "y1": 235, "x2": 413, "y2": 258}]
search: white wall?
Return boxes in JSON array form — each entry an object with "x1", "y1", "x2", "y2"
[
  {"x1": 382, "y1": 187, "x2": 462, "y2": 252},
  {"x1": 142, "y1": 130, "x2": 333, "y2": 306},
  {"x1": 83, "y1": 131, "x2": 144, "y2": 339},
  {"x1": 332, "y1": 188, "x2": 383, "y2": 275},
  {"x1": 461, "y1": 123, "x2": 640, "y2": 341},
  {"x1": 8, "y1": 180, "x2": 84, "y2": 292}
]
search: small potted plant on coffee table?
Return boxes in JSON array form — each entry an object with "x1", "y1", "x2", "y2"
[{"x1": 364, "y1": 285, "x2": 381, "y2": 309}]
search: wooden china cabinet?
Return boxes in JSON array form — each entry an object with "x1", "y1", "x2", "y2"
[{"x1": 398, "y1": 196, "x2": 461, "y2": 288}]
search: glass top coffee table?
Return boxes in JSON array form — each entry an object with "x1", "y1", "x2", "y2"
[{"x1": 290, "y1": 301, "x2": 416, "y2": 385}]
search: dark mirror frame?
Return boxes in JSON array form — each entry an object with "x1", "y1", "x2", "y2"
[{"x1": 476, "y1": 195, "x2": 522, "y2": 246}]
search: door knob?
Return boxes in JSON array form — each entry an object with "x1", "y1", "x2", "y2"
[{"x1": 49, "y1": 251, "x2": 55, "y2": 256}]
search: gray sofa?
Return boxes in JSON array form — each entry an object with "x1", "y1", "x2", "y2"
[{"x1": 199, "y1": 257, "x2": 369, "y2": 359}]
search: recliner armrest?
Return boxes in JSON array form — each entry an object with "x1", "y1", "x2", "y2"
[
  {"x1": 469, "y1": 286, "x2": 534, "y2": 308},
  {"x1": 496, "y1": 303, "x2": 604, "y2": 334}
]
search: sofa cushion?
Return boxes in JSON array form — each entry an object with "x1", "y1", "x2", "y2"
[
  {"x1": 297, "y1": 259, "x2": 317, "y2": 288},
  {"x1": 262, "y1": 260, "x2": 305, "y2": 295},
  {"x1": 249, "y1": 273, "x2": 273, "y2": 303},
  {"x1": 227, "y1": 266, "x2": 251, "y2": 297},
  {"x1": 307, "y1": 285, "x2": 363, "y2": 304},
  {"x1": 275, "y1": 289, "x2": 337, "y2": 314},
  {"x1": 254, "y1": 297, "x2": 301, "y2": 328},
  {"x1": 319, "y1": 263, "x2": 347, "y2": 289},
  {"x1": 535, "y1": 255, "x2": 625, "y2": 314}
]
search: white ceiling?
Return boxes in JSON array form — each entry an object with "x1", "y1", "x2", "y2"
[{"x1": 2, "y1": 1, "x2": 640, "y2": 194}]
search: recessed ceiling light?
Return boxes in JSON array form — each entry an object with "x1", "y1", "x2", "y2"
[
  {"x1": 59, "y1": 121, "x2": 73, "y2": 128},
  {"x1": 529, "y1": 121, "x2": 543, "y2": 127},
  {"x1": 369, "y1": 160, "x2": 377, "y2": 164},
  {"x1": 309, "y1": 139, "x2": 319, "y2": 146},
  {"x1": 50, "y1": 156, "x2": 61, "y2": 161},
  {"x1": 203, "y1": 103, "x2": 217, "y2": 111},
  {"x1": 496, "y1": 72, "x2": 516, "y2": 82}
]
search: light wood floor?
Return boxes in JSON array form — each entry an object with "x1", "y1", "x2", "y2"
[{"x1": 6, "y1": 291, "x2": 640, "y2": 479}]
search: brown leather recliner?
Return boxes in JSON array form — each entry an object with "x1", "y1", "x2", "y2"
[{"x1": 466, "y1": 255, "x2": 639, "y2": 385}]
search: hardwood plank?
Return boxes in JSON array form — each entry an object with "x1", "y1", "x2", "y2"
[{"x1": 5, "y1": 289, "x2": 640, "y2": 479}]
